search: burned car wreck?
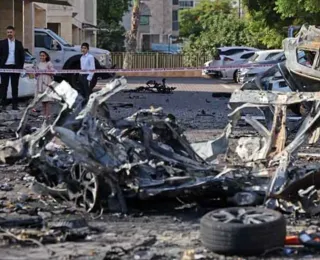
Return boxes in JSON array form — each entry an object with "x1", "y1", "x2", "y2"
[
  {"x1": 0, "y1": 78, "x2": 250, "y2": 214},
  {"x1": 1, "y1": 25, "x2": 320, "y2": 219},
  {"x1": 1, "y1": 76, "x2": 320, "y2": 217}
]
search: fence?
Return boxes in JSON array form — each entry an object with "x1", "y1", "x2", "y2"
[{"x1": 111, "y1": 52, "x2": 212, "y2": 69}]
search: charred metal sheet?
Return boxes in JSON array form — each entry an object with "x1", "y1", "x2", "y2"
[
  {"x1": 220, "y1": 87, "x2": 320, "y2": 212},
  {"x1": 2, "y1": 77, "x2": 250, "y2": 214},
  {"x1": 5, "y1": 67, "x2": 320, "y2": 216},
  {"x1": 283, "y1": 25, "x2": 320, "y2": 92},
  {"x1": 229, "y1": 90, "x2": 320, "y2": 106}
]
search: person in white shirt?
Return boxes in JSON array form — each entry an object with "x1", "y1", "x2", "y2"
[
  {"x1": 79, "y1": 42, "x2": 95, "y2": 100},
  {"x1": 0, "y1": 26, "x2": 25, "y2": 110}
]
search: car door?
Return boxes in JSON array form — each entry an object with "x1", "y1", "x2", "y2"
[
  {"x1": 34, "y1": 31, "x2": 64, "y2": 69},
  {"x1": 224, "y1": 52, "x2": 254, "y2": 78}
]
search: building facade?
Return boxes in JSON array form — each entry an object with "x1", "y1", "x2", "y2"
[
  {"x1": 46, "y1": 0, "x2": 97, "y2": 47},
  {"x1": 0, "y1": 0, "x2": 97, "y2": 56},
  {"x1": 122, "y1": 0, "x2": 180, "y2": 51}
]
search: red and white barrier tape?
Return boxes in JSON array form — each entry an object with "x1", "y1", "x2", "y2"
[{"x1": 0, "y1": 63, "x2": 274, "y2": 74}]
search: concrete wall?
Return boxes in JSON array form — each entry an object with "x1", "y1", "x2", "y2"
[
  {"x1": 24, "y1": 1, "x2": 34, "y2": 53},
  {"x1": 46, "y1": 4, "x2": 73, "y2": 44},
  {"x1": 119, "y1": 70, "x2": 202, "y2": 78},
  {"x1": 46, "y1": 0, "x2": 97, "y2": 46},
  {"x1": 34, "y1": 4, "x2": 47, "y2": 28},
  {"x1": 0, "y1": 1, "x2": 13, "y2": 38},
  {"x1": 0, "y1": 1, "x2": 23, "y2": 39},
  {"x1": 0, "y1": 0, "x2": 96, "y2": 56},
  {"x1": 14, "y1": 0, "x2": 23, "y2": 41}
]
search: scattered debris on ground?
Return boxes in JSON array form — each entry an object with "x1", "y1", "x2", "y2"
[
  {"x1": 126, "y1": 78, "x2": 176, "y2": 93},
  {"x1": 0, "y1": 76, "x2": 320, "y2": 257},
  {"x1": 3, "y1": 25, "x2": 320, "y2": 259}
]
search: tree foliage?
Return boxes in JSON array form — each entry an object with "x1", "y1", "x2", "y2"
[
  {"x1": 180, "y1": 0, "x2": 260, "y2": 66},
  {"x1": 179, "y1": 0, "x2": 233, "y2": 38},
  {"x1": 242, "y1": 0, "x2": 320, "y2": 48},
  {"x1": 274, "y1": 0, "x2": 320, "y2": 19},
  {"x1": 96, "y1": 0, "x2": 130, "y2": 51},
  {"x1": 181, "y1": 0, "x2": 320, "y2": 62}
]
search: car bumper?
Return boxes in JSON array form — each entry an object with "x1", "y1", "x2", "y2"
[
  {"x1": 202, "y1": 69, "x2": 222, "y2": 76},
  {"x1": 7, "y1": 77, "x2": 36, "y2": 99}
]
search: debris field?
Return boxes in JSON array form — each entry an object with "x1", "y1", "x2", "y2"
[{"x1": 2, "y1": 25, "x2": 320, "y2": 259}]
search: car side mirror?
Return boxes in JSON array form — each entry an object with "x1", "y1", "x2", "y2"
[{"x1": 50, "y1": 40, "x2": 61, "y2": 51}]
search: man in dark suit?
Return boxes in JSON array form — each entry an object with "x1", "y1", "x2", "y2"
[{"x1": 0, "y1": 26, "x2": 25, "y2": 110}]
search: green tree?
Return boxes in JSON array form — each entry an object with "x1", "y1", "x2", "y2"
[
  {"x1": 96, "y1": 0, "x2": 130, "y2": 51},
  {"x1": 243, "y1": 0, "x2": 320, "y2": 48},
  {"x1": 180, "y1": 0, "x2": 260, "y2": 66},
  {"x1": 179, "y1": 0, "x2": 233, "y2": 38},
  {"x1": 274, "y1": 0, "x2": 320, "y2": 19}
]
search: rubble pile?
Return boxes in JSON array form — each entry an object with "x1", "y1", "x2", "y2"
[
  {"x1": 2, "y1": 25, "x2": 320, "y2": 258},
  {"x1": 0, "y1": 75, "x2": 320, "y2": 216}
]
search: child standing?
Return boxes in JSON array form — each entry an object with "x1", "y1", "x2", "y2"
[{"x1": 35, "y1": 51, "x2": 55, "y2": 120}]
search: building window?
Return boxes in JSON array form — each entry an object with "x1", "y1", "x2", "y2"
[
  {"x1": 140, "y1": 15, "x2": 149, "y2": 25},
  {"x1": 172, "y1": 10, "x2": 179, "y2": 31},
  {"x1": 173, "y1": 0, "x2": 179, "y2": 5},
  {"x1": 179, "y1": 1, "x2": 194, "y2": 8}
]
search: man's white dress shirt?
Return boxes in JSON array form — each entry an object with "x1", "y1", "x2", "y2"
[
  {"x1": 80, "y1": 53, "x2": 95, "y2": 81},
  {"x1": 6, "y1": 39, "x2": 15, "y2": 65}
]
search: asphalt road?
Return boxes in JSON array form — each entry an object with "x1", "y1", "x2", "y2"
[{"x1": 97, "y1": 77, "x2": 240, "y2": 93}]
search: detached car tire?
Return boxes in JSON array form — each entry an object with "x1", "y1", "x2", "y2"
[{"x1": 200, "y1": 207, "x2": 286, "y2": 256}]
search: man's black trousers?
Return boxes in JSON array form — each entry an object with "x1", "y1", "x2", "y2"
[{"x1": 0, "y1": 64, "x2": 20, "y2": 107}]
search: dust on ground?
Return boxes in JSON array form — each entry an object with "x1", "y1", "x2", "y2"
[{"x1": 0, "y1": 90, "x2": 313, "y2": 260}]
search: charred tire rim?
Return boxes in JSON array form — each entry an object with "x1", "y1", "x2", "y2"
[
  {"x1": 70, "y1": 164, "x2": 100, "y2": 212},
  {"x1": 200, "y1": 207, "x2": 286, "y2": 256}
]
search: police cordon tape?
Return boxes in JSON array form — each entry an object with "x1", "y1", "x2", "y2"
[{"x1": 0, "y1": 63, "x2": 275, "y2": 74}]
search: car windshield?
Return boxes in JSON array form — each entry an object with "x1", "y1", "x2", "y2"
[{"x1": 49, "y1": 30, "x2": 73, "y2": 47}]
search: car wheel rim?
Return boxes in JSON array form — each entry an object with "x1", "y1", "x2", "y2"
[
  {"x1": 209, "y1": 208, "x2": 276, "y2": 224},
  {"x1": 70, "y1": 164, "x2": 100, "y2": 212}
]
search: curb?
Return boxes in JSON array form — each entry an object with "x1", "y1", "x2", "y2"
[{"x1": 118, "y1": 70, "x2": 203, "y2": 78}]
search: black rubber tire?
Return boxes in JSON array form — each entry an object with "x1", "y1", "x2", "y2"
[
  {"x1": 233, "y1": 70, "x2": 238, "y2": 83},
  {"x1": 200, "y1": 207, "x2": 286, "y2": 256}
]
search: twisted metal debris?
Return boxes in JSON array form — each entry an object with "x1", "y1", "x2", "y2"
[
  {"x1": 2, "y1": 25, "x2": 320, "y2": 215},
  {"x1": 1, "y1": 75, "x2": 320, "y2": 214}
]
